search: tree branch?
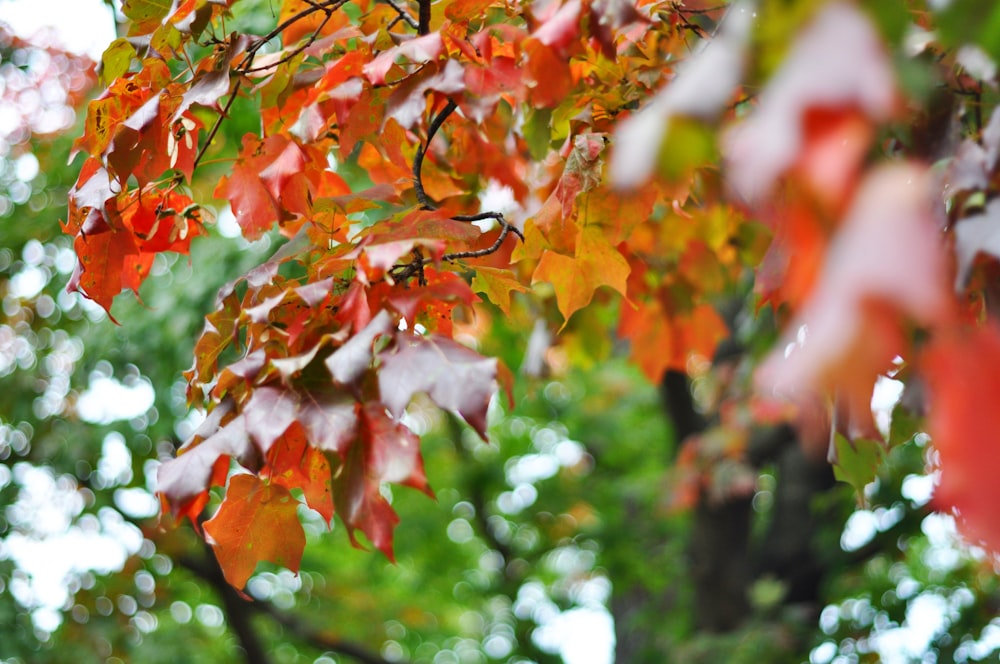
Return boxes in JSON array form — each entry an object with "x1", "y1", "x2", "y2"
[
  {"x1": 178, "y1": 550, "x2": 402, "y2": 664},
  {"x1": 251, "y1": 601, "x2": 401, "y2": 664},
  {"x1": 383, "y1": 0, "x2": 419, "y2": 30},
  {"x1": 418, "y1": 0, "x2": 432, "y2": 35},
  {"x1": 193, "y1": 0, "x2": 347, "y2": 171},
  {"x1": 413, "y1": 99, "x2": 457, "y2": 211}
]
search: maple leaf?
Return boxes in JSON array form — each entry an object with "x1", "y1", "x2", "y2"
[
  {"x1": 204, "y1": 474, "x2": 306, "y2": 590},
  {"x1": 532, "y1": 0, "x2": 582, "y2": 58},
  {"x1": 334, "y1": 443, "x2": 400, "y2": 560},
  {"x1": 361, "y1": 403, "x2": 432, "y2": 493},
  {"x1": 532, "y1": 226, "x2": 630, "y2": 326},
  {"x1": 158, "y1": 401, "x2": 254, "y2": 518},
  {"x1": 265, "y1": 424, "x2": 334, "y2": 524},
  {"x1": 244, "y1": 386, "x2": 300, "y2": 455},
  {"x1": 325, "y1": 309, "x2": 395, "y2": 386},
  {"x1": 364, "y1": 33, "x2": 444, "y2": 86},
  {"x1": 215, "y1": 134, "x2": 304, "y2": 239},
  {"x1": 612, "y1": 0, "x2": 751, "y2": 189},
  {"x1": 954, "y1": 198, "x2": 1000, "y2": 289},
  {"x1": 379, "y1": 333, "x2": 499, "y2": 439},
  {"x1": 122, "y1": 0, "x2": 173, "y2": 36},
  {"x1": 172, "y1": 34, "x2": 248, "y2": 121},
  {"x1": 723, "y1": 2, "x2": 896, "y2": 204},
  {"x1": 471, "y1": 266, "x2": 530, "y2": 315},
  {"x1": 756, "y1": 164, "x2": 950, "y2": 430},
  {"x1": 68, "y1": 210, "x2": 152, "y2": 319},
  {"x1": 299, "y1": 388, "x2": 359, "y2": 454},
  {"x1": 923, "y1": 324, "x2": 1000, "y2": 555}
]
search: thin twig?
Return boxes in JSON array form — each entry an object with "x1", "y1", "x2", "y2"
[
  {"x1": 413, "y1": 99, "x2": 458, "y2": 210},
  {"x1": 242, "y1": 4, "x2": 338, "y2": 73},
  {"x1": 452, "y1": 211, "x2": 524, "y2": 241},
  {"x1": 193, "y1": 0, "x2": 347, "y2": 171},
  {"x1": 383, "y1": 0, "x2": 419, "y2": 30},
  {"x1": 193, "y1": 80, "x2": 243, "y2": 170}
]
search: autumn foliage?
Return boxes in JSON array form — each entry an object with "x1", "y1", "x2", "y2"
[{"x1": 63, "y1": 0, "x2": 1000, "y2": 587}]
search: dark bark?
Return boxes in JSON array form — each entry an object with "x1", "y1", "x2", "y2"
[{"x1": 611, "y1": 362, "x2": 841, "y2": 659}]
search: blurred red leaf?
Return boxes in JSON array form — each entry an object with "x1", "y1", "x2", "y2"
[{"x1": 924, "y1": 324, "x2": 1000, "y2": 555}]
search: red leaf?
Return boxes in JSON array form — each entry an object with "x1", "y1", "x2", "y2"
[
  {"x1": 724, "y1": 3, "x2": 896, "y2": 203},
  {"x1": 523, "y1": 40, "x2": 572, "y2": 109},
  {"x1": 214, "y1": 134, "x2": 292, "y2": 239},
  {"x1": 325, "y1": 309, "x2": 395, "y2": 386},
  {"x1": 204, "y1": 474, "x2": 306, "y2": 589},
  {"x1": 378, "y1": 333, "x2": 499, "y2": 439},
  {"x1": 243, "y1": 386, "x2": 300, "y2": 455},
  {"x1": 265, "y1": 424, "x2": 334, "y2": 525},
  {"x1": 364, "y1": 33, "x2": 444, "y2": 86},
  {"x1": 924, "y1": 325, "x2": 1000, "y2": 555},
  {"x1": 532, "y1": 0, "x2": 582, "y2": 57},
  {"x1": 361, "y1": 402, "x2": 432, "y2": 493},
  {"x1": 69, "y1": 211, "x2": 150, "y2": 318},
  {"x1": 756, "y1": 164, "x2": 950, "y2": 423},
  {"x1": 299, "y1": 388, "x2": 359, "y2": 454},
  {"x1": 334, "y1": 443, "x2": 400, "y2": 560},
  {"x1": 158, "y1": 403, "x2": 254, "y2": 518}
]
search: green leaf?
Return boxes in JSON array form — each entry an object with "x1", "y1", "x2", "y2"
[
  {"x1": 936, "y1": 0, "x2": 1000, "y2": 62},
  {"x1": 832, "y1": 433, "x2": 886, "y2": 503},
  {"x1": 122, "y1": 0, "x2": 173, "y2": 36},
  {"x1": 100, "y1": 38, "x2": 136, "y2": 86},
  {"x1": 523, "y1": 107, "x2": 553, "y2": 161}
]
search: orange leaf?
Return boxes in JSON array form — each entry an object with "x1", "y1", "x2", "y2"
[
  {"x1": 533, "y1": 226, "x2": 629, "y2": 326},
  {"x1": 472, "y1": 266, "x2": 529, "y2": 315},
  {"x1": 265, "y1": 424, "x2": 334, "y2": 525},
  {"x1": 204, "y1": 474, "x2": 306, "y2": 590}
]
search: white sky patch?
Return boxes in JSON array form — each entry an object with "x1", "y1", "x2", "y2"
[
  {"x1": 871, "y1": 375, "x2": 904, "y2": 437},
  {"x1": 534, "y1": 607, "x2": 615, "y2": 664},
  {"x1": 77, "y1": 374, "x2": 155, "y2": 424},
  {"x1": 0, "y1": 0, "x2": 116, "y2": 60}
]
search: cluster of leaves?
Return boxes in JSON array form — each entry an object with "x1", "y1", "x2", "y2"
[{"x1": 62, "y1": 0, "x2": 1000, "y2": 593}]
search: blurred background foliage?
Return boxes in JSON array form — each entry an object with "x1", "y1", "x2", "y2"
[{"x1": 1, "y1": 2, "x2": 1000, "y2": 664}]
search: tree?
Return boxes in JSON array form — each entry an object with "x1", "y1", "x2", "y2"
[{"x1": 5, "y1": 0, "x2": 1000, "y2": 662}]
